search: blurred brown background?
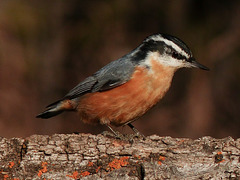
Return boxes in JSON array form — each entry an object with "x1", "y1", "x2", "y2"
[{"x1": 0, "y1": 0, "x2": 240, "y2": 139}]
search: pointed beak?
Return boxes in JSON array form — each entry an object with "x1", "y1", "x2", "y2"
[{"x1": 189, "y1": 58, "x2": 210, "y2": 71}]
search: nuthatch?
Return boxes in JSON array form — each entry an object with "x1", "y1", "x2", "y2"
[{"x1": 37, "y1": 33, "x2": 209, "y2": 137}]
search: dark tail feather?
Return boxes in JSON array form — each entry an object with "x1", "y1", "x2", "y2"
[
  {"x1": 36, "y1": 109, "x2": 63, "y2": 119},
  {"x1": 36, "y1": 99, "x2": 76, "y2": 119},
  {"x1": 36, "y1": 99, "x2": 64, "y2": 119}
]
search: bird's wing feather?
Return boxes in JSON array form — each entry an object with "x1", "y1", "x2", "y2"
[
  {"x1": 64, "y1": 76, "x2": 98, "y2": 99},
  {"x1": 64, "y1": 56, "x2": 135, "y2": 99}
]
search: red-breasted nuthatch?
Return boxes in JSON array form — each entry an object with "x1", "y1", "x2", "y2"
[{"x1": 37, "y1": 33, "x2": 209, "y2": 136}]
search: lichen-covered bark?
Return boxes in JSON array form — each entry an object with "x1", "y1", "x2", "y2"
[{"x1": 0, "y1": 134, "x2": 240, "y2": 179}]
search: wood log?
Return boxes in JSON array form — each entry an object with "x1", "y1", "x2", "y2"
[{"x1": 0, "y1": 134, "x2": 239, "y2": 179}]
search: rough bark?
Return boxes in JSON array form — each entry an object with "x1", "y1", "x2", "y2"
[{"x1": 0, "y1": 134, "x2": 239, "y2": 180}]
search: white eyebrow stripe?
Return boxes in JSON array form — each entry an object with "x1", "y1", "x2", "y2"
[{"x1": 149, "y1": 35, "x2": 190, "y2": 58}]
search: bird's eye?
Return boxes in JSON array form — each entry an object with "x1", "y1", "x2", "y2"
[
  {"x1": 172, "y1": 52, "x2": 179, "y2": 58},
  {"x1": 172, "y1": 52, "x2": 184, "y2": 60}
]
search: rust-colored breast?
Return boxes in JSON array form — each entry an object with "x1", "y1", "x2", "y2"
[{"x1": 77, "y1": 59, "x2": 176, "y2": 126}]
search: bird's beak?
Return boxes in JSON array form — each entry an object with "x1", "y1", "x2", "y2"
[{"x1": 189, "y1": 58, "x2": 210, "y2": 71}]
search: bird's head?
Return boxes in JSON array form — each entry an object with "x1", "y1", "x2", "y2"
[{"x1": 132, "y1": 33, "x2": 209, "y2": 71}]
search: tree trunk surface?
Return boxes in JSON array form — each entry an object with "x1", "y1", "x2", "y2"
[{"x1": 0, "y1": 134, "x2": 239, "y2": 180}]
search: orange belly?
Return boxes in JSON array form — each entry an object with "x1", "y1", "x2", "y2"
[{"x1": 77, "y1": 63, "x2": 175, "y2": 126}]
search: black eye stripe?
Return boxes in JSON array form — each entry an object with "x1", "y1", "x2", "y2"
[
  {"x1": 131, "y1": 35, "x2": 192, "y2": 63},
  {"x1": 160, "y1": 34, "x2": 192, "y2": 57},
  {"x1": 158, "y1": 44, "x2": 187, "y2": 60},
  {"x1": 171, "y1": 51, "x2": 185, "y2": 60}
]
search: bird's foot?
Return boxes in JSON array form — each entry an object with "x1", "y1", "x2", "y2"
[
  {"x1": 127, "y1": 123, "x2": 146, "y2": 140},
  {"x1": 101, "y1": 130, "x2": 145, "y2": 143},
  {"x1": 132, "y1": 131, "x2": 146, "y2": 140},
  {"x1": 102, "y1": 124, "x2": 146, "y2": 142},
  {"x1": 124, "y1": 133, "x2": 145, "y2": 143},
  {"x1": 101, "y1": 130, "x2": 124, "y2": 140}
]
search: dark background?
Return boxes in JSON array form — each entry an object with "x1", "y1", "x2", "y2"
[{"x1": 0, "y1": 0, "x2": 240, "y2": 138}]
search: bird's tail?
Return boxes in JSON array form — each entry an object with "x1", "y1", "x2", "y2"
[{"x1": 36, "y1": 99, "x2": 76, "y2": 119}]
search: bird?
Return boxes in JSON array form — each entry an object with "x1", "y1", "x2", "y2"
[{"x1": 36, "y1": 33, "x2": 209, "y2": 137}]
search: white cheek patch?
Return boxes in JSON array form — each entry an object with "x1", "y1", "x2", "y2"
[
  {"x1": 140, "y1": 51, "x2": 191, "y2": 70},
  {"x1": 159, "y1": 55, "x2": 185, "y2": 68}
]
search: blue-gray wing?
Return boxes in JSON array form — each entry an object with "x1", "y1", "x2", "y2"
[
  {"x1": 63, "y1": 76, "x2": 97, "y2": 99},
  {"x1": 64, "y1": 57, "x2": 135, "y2": 99}
]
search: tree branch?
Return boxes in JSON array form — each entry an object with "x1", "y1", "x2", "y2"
[{"x1": 0, "y1": 134, "x2": 239, "y2": 179}]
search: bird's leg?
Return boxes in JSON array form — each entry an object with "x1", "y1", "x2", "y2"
[
  {"x1": 106, "y1": 124, "x2": 119, "y2": 137},
  {"x1": 127, "y1": 123, "x2": 146, "y2": 140}
]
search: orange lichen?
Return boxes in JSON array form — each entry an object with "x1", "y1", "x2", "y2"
[
  {"x1": 88, "y1": 161, "x2": 94, "y2": 167},
  {"x1": 72, "y1": 171, "x2": 79, "y2": 178},
  {"x1": 108, "y1": 157, "x2": 129, "y2": 170},
  {"x1": 66, "y1": 171, "x2": 90, "y2": 179},
  {"x1": 218, "y1": 159, "x2": 225, "y2": 163},
  {"x1": 80, "y1": 171, "x2": 90, "y2": 177},
  {"x1": 158, "y1": 156, "x2": 166, "y2": 165},
  {"x1": 159, "y1": 156, "x2": 166, "y2": 161},
  {"x1": 3, "y1": 174, "x2": 9, "y2": 180},
  {"x1": 215, "y1": 152, "x2": 225, "y2": 163},
  {"x1": 96, "y1": 166, "x2": 101, "y2": 173},
  {"x1": 37, "y1": 162, "x2": 48, "y2": 177},
  {"x1": 66, "y1": 171, "x2": 79, "y2": 179},
  {"x1": 38, "y1": 171, "x2": 43, "y2": 177},
  {"x1": 134, "y1": 155, "x2": 141, "y2": 159},
  {"x1": 8, "y1": 161, "x2": 15, "y2": 168}
]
